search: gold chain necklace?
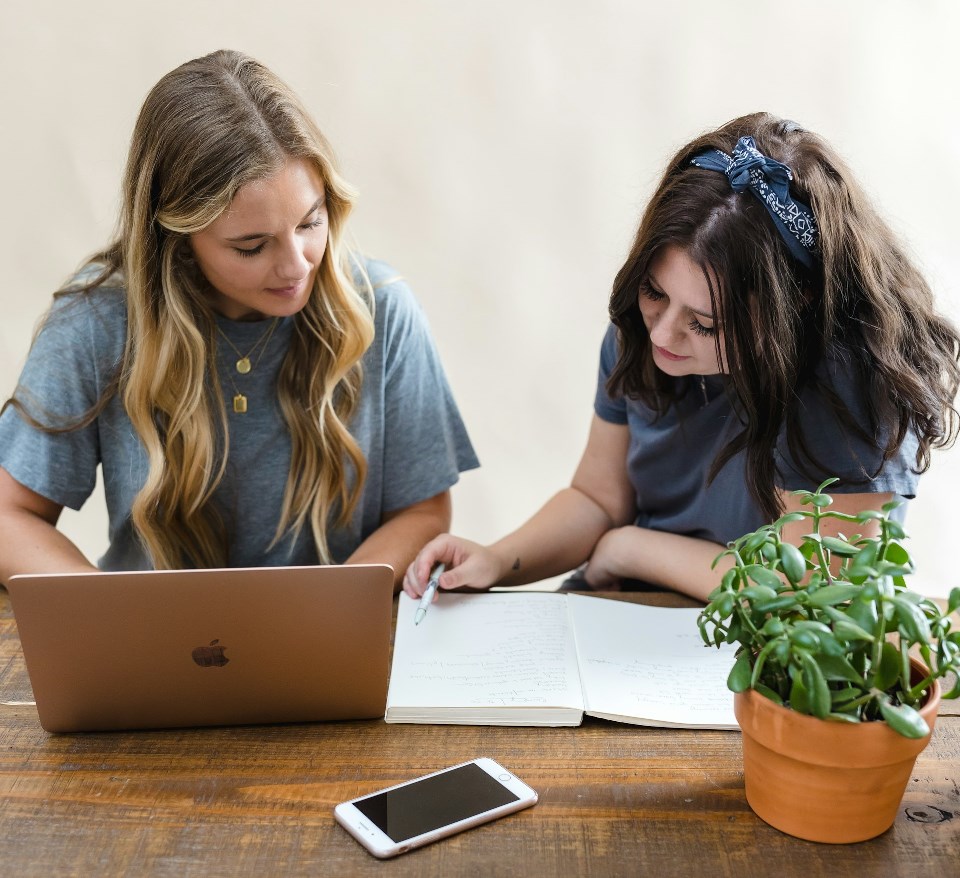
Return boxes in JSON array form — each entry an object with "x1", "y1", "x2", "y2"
[
  {"x1": 216, "y1": 318, "x2": 280, "y2": 413},
  {"x1": 217, "y1": 317, "x2": 280, "y2": 374}
]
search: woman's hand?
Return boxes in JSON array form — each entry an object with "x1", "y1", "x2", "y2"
[{"x1": 402, "y1": 534, "x2": 505, "y2": 598}]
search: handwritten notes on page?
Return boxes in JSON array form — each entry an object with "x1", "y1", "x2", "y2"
[
  {"x1": 386, "y1": 592, "x2": 584, "y2": 725},
  {"x1": 567, "y1": 595, "x2": 737, "y2": 729},
  {"x1": 385, "y1": 591, "x2": 739, "y2": 729}
]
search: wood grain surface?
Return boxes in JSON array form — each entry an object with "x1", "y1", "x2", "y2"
[{"x1": 0, "y1": 588, "x2": 956, "y2": 877}]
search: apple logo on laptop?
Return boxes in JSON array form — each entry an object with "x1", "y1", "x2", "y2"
[{"x1": 192, "y1": 639, "x2": 230, "y2": 668}]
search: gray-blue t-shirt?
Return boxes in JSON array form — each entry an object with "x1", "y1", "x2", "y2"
[
  {"x1": 0, "y1": 257, "x2": 479, "y2": 569},
  {"x1": 593, "y1": 324, "x2": 919, "y2": 546}
]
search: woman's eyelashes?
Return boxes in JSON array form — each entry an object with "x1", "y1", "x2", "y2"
[
  {"x1": 641, "y1": 282, "x2": 716, "y2": 337},
  {"x1": 235, "y1": 242, "x2": 266, "y2": 258},
  {"x1": 232, "y1": 216, "x2": 326, "y2": 257},
  {"x1": 640, "y1": 282, "x2": 665, "y2": 303}
]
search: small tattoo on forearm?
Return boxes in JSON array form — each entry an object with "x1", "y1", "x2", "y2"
[{"x1": 512, "y1": 557, "x2": 520, "y2": 570}]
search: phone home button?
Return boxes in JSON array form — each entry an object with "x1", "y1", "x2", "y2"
[{"x1": 498, "y1": 773, "x2": 511, "y2": 781}]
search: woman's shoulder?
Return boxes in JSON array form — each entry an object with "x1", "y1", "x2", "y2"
[
  {"x1": 54, "y1": 263, "x2": 126, "y2": 309},
  {"x1": 39, "y1": 265, "x2": 128, "y2": 353},
  {"x1": 787, "y1": 340, "x2": 894, "y2": 444},
  {"x1": 353, "y1": 255, "x2": 414, "y2": 306},
  {"x1": 808, "y1": 340, "x2": 873, "y2": 408},
  {"x1": 352, "y1": 254, "x2": 406, "y2": 290},
  {"x1": 351, "y1": 254, "x2": 421, "y2": 319},
  {"x1": 781, "y1": 340, "x2": 919, "y2": 492}
]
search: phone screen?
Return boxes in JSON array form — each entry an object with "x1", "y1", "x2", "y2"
[{"x1": 353, "y1": 762, "x2": 521, "y2": 842}]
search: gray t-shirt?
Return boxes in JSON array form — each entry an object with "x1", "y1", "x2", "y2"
[
  {"x1": 593, "y1": 324, "x2": 919, "y2": 546},
  {"x1": 0, "y1": 257, "x2": 479, "y2": 569}
]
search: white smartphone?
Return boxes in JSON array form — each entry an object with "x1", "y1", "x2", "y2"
[{"x1": 334, "y1": 757, "x2": 538, "y2": 858}]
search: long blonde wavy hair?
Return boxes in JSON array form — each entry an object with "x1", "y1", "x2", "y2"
[{"x1": 21, "y1": 50, "x2": 375, "y2": 568}]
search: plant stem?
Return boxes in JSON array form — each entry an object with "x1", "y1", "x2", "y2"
[{"x1": 810, "y1": 502, "x2": 834, "y2": 586}]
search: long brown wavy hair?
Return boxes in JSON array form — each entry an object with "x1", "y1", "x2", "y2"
[
  {"x1": 608, "y1": 112, "x2": 960, "y2": 522},
  {"x1": 5, "y1": 50, "x2": 375, "y2": 568}
]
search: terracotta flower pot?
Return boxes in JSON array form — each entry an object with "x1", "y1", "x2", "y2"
[{"x1": 734, "y1": 668, "x2": 941, "y2": 844}]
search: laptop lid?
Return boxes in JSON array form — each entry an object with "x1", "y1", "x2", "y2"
[{"x1": 6, "y1": 564, "x2": 394, "y2": 733}]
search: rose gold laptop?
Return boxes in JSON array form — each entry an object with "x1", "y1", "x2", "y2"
[{"x1": 6, "y1": 564, "x2": 394, "y2": 733}]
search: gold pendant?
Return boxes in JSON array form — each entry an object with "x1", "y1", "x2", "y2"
[
  {"x1": 233, "y1": 394, "x2": 248, "y2": 414},
  {"x1": 236, "y1": 357, "x2": 251, "y2": 374}
]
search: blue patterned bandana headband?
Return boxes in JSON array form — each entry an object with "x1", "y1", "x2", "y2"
[{"x1": 690, "y1": 136, "x2": 819, "y2": 267}]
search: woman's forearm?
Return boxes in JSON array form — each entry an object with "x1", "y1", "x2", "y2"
[
  {"x1": 346, "y1": 491, "x2": 452, "y2": 591},
  {"x1": 0, "y1": 509, "x2": 97, "y2": 585},
  {"x1": 585, "y1": 525, "x2": 729, "y2": 601},
  {"x1": 485, "y1": 487, "x2": 615, "y2": 587}
]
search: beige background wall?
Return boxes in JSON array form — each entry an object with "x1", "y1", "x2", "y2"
[{"x1": 2, "y1": 1, "x2": 958, "y2": 596}]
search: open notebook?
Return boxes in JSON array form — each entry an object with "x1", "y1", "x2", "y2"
[{"x1": 385, "y1": 591, "x2": 738, "y2": 729}]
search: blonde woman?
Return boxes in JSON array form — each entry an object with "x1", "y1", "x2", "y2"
[{"x1": 0, "y1": 50, "x2": 477, "y2": 586}]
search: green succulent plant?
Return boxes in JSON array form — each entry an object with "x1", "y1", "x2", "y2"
[{"x1": 698, "y1": 478, "x2": 960, "y2": 738}]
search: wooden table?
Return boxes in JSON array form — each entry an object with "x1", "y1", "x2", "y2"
[{"x1": 0, "y1": 588, "x2": 956, "y2": 877}]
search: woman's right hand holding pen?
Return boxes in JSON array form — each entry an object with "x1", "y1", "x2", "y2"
[{"x1": 402, "y1": 534, "x2": 504, "y2": 599}]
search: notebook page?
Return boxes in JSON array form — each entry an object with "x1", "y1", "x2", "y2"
[
  {"x1": 567, "y1": 595, "x2": 738, "y2": 729},
  {"x1": 386, "y1": 592, "x2": 584, "y2": 718}
]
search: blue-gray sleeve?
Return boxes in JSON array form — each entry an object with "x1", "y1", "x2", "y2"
[
  {"x1": 0, "y1": 295, "x2": 103, "y2": 509},
  {"x1": 594, "y1": 323, "x2": 628, "y2": 424},
  {"x1": 775, "y1": 351, "x2": 920, "y2": 497},
  {"x1": 376, "y1": 281, "x2": 479, "y2": 512}
]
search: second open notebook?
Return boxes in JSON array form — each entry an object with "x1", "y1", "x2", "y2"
[{"x1": 385, "y1": 591, "x2": 738, "y2": 729}]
